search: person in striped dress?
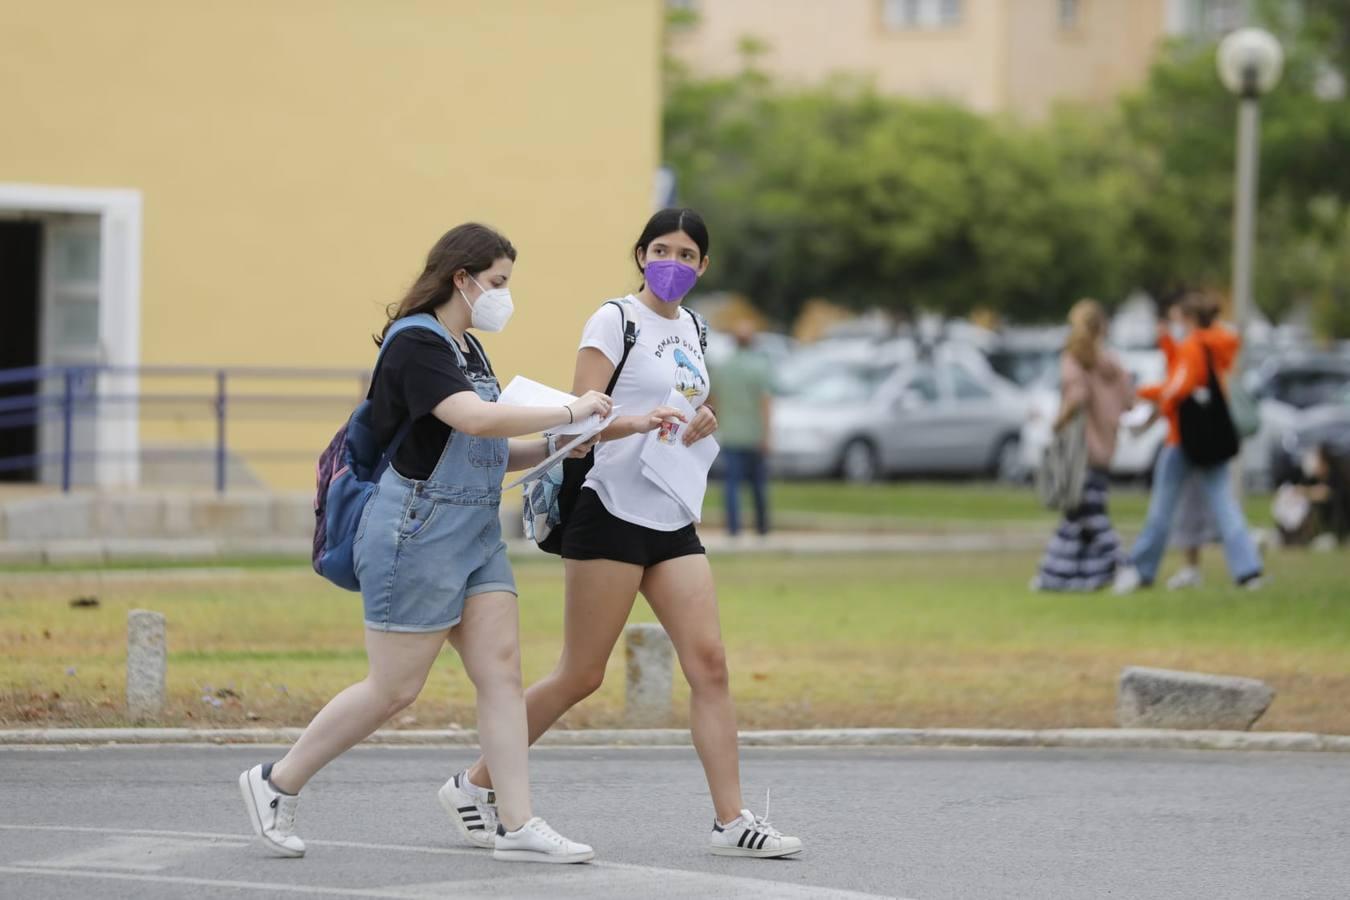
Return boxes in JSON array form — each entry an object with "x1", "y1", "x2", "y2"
[{"x1": 1032, "y1": 300, "x2": 1135, "y2": 592}]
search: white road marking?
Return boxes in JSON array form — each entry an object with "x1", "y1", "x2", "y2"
[
  {"x1": 0, "y1": 823, "x2": 903, "y2": 899},
  {"x1": 14, "y1": 835, "x2": 220, "y2": 871},
  {"x1": 0, "y1": 866, "x2": 426, "y2": 899}
]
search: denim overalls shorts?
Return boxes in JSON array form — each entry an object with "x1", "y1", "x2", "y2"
[{"x1": 352, "y1": 326, "x2": 515, "y2": 633}]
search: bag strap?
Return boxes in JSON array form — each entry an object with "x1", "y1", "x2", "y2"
[
  {"x1": 368, "y1": 314, "x2": 462, "y2": 468},
  {"x1": 683, "y1": 306, "x2": 709, "y2": 354},
  {"x1": 604, "y1": 299, "x2": 640, "y2": 395}
]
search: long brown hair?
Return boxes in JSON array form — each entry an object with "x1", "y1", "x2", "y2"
[
  {"x1": 375, "y1": 223, "x2": 517, "y2": 346},
  {"x1": 1065, "y1": 298, "x2": 1107, "y2": 370}
]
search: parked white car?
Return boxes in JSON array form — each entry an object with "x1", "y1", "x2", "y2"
[
  {"x1": 1019, "y1": 349, "x2": 1169, "y2": 481},
  {"x1": 771, "y1": 351, "x2": 1029, "y2": 483}
]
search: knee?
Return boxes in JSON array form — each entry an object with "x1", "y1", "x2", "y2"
[
  {"x1": 557, "y1": 662, "x2": 606, "y2": 703},
  {"x1": 469, "y1": 641, "x2": 523, "y2": 692},
  {"x1": 682, "y1": 640, "x2": 729, "y2": 693},
  {"x1": 374, "y1": 678, "x2": 423, "y2": 716}
]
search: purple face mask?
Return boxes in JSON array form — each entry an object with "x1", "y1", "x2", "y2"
[{"x1": 644, "y1": 259, "x2": 700, "y2": 302}]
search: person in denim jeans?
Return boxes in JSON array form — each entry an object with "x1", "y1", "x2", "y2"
[
  {"x1": 238, "y1": 224, "x2": 611, "y2": 863},
  {"x1": 1113, "y1": 293, "x2": 1263, "y2": 593},
  {"x1": 712, "y1": 320, "x2": 774, "y2": 537}
]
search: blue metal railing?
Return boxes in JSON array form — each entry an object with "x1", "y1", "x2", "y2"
[{"x1": 0, "y1": 364, "x2": 370, "y2": 493}]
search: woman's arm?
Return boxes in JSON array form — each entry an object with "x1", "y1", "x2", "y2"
[
  {"x1": 432, "y1": 388, "x2": 612, "y2": 439},
  {"x1": 573, "y1": 348, "x2": 685, "y2": 441},
  {"x1": 506, "y1": 438, "x2": 550, "y2": 472}
]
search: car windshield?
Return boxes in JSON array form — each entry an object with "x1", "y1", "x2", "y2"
[
  {"x1": 1271, "y1": 369, "x2": 1350, "y2": 410},
  {"x1": 778, "y1": 362, "x2": 894, "y2": 404}
]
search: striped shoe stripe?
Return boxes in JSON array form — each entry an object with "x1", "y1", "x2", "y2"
[
  {"x1": 755, "y1": 833, "x2": 771, "y2": 851},
  {"x1": 737, "y1": 830, "x2": 751, "y2": 848},
  {"x1": 457, "y1": 806, "x2": 477, "y2": 814}
]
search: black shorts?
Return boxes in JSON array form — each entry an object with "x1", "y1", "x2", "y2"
[{"x1": 561, "y1": 488, "x2": 706, "y2": 568}]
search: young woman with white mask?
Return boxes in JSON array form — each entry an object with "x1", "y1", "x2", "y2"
[
  {"x1": 238, "y1": 223, "x2": 610, "y2": 864},
  {"x1": 450, "y1": 209, "x2": 803, "y2": 859}
]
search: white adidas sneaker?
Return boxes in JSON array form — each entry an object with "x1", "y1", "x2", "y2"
[
  {"x1": 238, "y1": 764, "x2": 305, "y2": 858},
  {"x1": 710, "y1": 808, "x2": 803, "y2": 859},
  {"x1": 1166, "y1": 566, "x2": 1203, "y2": 591},
  {"x1": 437, "y1": 770, "x2": 497, "y2": 849},
  {"x1": 493, "y1": 817, "x2": 594, "y2": 864}
]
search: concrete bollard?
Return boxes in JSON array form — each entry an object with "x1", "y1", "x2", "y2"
[
  {"x1": 126, "y1": 610, "x2": 167, "y2": 721},
  {"x1": 624, "y1": 623, "x2": 673, "y2": 726}
]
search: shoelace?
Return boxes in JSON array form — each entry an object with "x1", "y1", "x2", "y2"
[
  {"x1": 740, "y1": 788, "x2": 783, "y2": 839},
  {"x1": 528, "y1": 819, "x2": 568, "y2": 847}
]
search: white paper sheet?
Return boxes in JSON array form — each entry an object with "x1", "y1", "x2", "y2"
[
  {"x1": 638, "y1": 389, "x2": 719, "y2": 521},
  {"x1": 497, "y1": 375, "x2": 608, "y2": 436},
  {"x1": 503, "y1": 410, "x2": 619, "y2": 490}
]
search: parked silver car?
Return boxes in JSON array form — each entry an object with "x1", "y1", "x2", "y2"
[{"x1": 770, "y1": 354, "x2": 1028, "y2": 482}]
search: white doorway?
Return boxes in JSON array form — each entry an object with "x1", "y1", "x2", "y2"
[{"x1": 0, "y1": 184, "x2": 143, "y2": 488}]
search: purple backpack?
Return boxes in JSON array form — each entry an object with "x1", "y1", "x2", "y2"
[{"x1": 312, "y1": 315, "x2": 449, "y2": 590}]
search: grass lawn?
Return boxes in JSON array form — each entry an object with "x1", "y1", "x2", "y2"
[
  {"x1": 3, "y1": 545, "x2": 1345, "y2": 734},
  {"x1": 704, "y1": 480, "x2": 1275, "y2": 531}
]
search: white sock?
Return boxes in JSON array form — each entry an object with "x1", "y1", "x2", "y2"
[{"x1": 462, "y1": 771, "x2": 491, "y2": 799}]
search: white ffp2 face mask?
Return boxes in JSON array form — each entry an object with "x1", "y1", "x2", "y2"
[{"x1": 461, "y1": 275, "x2": 514, "y2": 333}]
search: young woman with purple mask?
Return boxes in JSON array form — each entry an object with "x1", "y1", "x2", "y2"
[{"x1": 442, "y1": 209, "x2": 803, "y2": 858}]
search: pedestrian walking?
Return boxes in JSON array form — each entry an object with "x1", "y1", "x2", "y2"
[
  {"x1": 1032, "y1": 299, "x2": 1134, "y2": 591},
  {"x1": 1113, "y1": 292, "x2": 1264, "y2": 593},
  {"x1": 711, "y1": 319, "x2": 775, "y2": 538},
  {"x1": 239, "y1": 223, "x2": 608, "y2": 863},
  {"x1": 453, "y1": 208, "x2": 802, "y2": 859}
]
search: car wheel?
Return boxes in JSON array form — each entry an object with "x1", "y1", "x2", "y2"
[
  {"x1": 992, "y1": 435, "x2": 1023, "y2": 483},
  {"x1": 840, "y1": 439, "x2": 880, "y2": 484}
]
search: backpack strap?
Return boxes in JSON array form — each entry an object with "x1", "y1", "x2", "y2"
[
  {"x1": 682, "y1": 306, "x2": 709, "y2": 355},
  {"x1": 369, "y1": 314, "x2": 463, "y2": 466},
  {"x1": 604, "y1": 299, "x2": 641, "y2": 395}
]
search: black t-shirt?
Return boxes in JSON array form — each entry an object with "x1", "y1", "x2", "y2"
[{"x1": 369, "y1": 328, "x2": 494, "y2": 480}]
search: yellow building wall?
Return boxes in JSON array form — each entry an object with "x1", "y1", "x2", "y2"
[{"x1": 0, "y1": 0, "x2": 662, "y2": 489}]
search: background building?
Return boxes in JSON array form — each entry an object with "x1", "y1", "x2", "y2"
[
  {"x1": 667, "y1": 0, "x2": 1249, "y2": 118},
  {"x1": 0, "y1": 0, "x2": 663, "y2": 490}
]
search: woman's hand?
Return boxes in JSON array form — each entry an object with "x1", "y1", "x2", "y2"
[
  {"x1": 683, "y1": 405, "x2": 719, "y2": 446},
  {"x1": 631, "y1": 406, "x2": 687, "y2": 435},
  {"x1": 567, "y1": 435, "x2": 601, "y2": 459},
  {"x1": 565, "y1": 390, "x2": 613, "y2": 423}
]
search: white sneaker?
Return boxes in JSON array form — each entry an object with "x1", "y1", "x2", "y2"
[
  {"x1": 710, "y1": 808, "x2": 803, "y2": 859},
  {"x1": 238, "y1": 764, "x2": 305, "y2": 858},
  {"x1": 437, "y1": 770, "x2": 497, "y2": 849},
  {"x1": 493, "y1": 817, "x2": 593, "y2": 864},
  {"x1": 1241, "y1": 575, "x2": 1266, "y2": 591},
  {"x1": 1166, "y1": 566, "x2": 1203, "y2": 591},
  {"x1": 1112, "y1": 565, "x2": 1143, "y2": 596}
]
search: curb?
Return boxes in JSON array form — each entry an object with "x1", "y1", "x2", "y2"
[{"x1": 2, "y1": 727, "x2": 1348, "y2": 752}]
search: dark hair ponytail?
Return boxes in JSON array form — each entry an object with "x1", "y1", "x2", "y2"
[
  {"x1": 632, "y1": 208, "x2": 710, "y2": 287},
  {"x1": 376, "y1": 223, "x2": 516, "y2": 346}
]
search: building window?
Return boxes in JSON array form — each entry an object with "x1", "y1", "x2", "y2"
[
  {"x1": 1058, "y1": 0, "x2": 1080, "y2": 29},
  {"x1": 1169, "y1": 0, "x2": 1248, "y2": 36},
  {"x1": 882, "y1": 0, "x2": 963, "y2": 30}
]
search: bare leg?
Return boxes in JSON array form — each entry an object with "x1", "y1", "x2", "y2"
[
  {"x1": 447, "y1": 591, "x2": 532, "y2": 830},
  {"x1": 642, "y1": 554, "x2": 743, "y2": 824},
  {"x1": 269, "y1": 628, "x2": 447, "y2": 794},
  {"x1": 466, "y1": 559, "x2": 641, "y2": 789}
]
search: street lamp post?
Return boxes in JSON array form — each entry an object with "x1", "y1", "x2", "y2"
[
  {"x1": 1217, "y1": 28, "x2": 1282, "y2": 494},
  {"x1": 1217, "y1": 27, "x2": 1284, "y2": 345}
]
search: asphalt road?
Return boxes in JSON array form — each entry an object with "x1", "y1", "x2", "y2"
[{"x1": 0, "y1": 744, "x2": 1346, "y2": 899}]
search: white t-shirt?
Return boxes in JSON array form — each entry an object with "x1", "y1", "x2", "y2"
[{"x1": 579, "y1": 296, "x2": 711, "y2": 531}]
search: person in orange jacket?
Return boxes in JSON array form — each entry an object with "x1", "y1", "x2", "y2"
[{"x1": 1113, "y1": 292, "x2": 1263, "y2": 593}]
